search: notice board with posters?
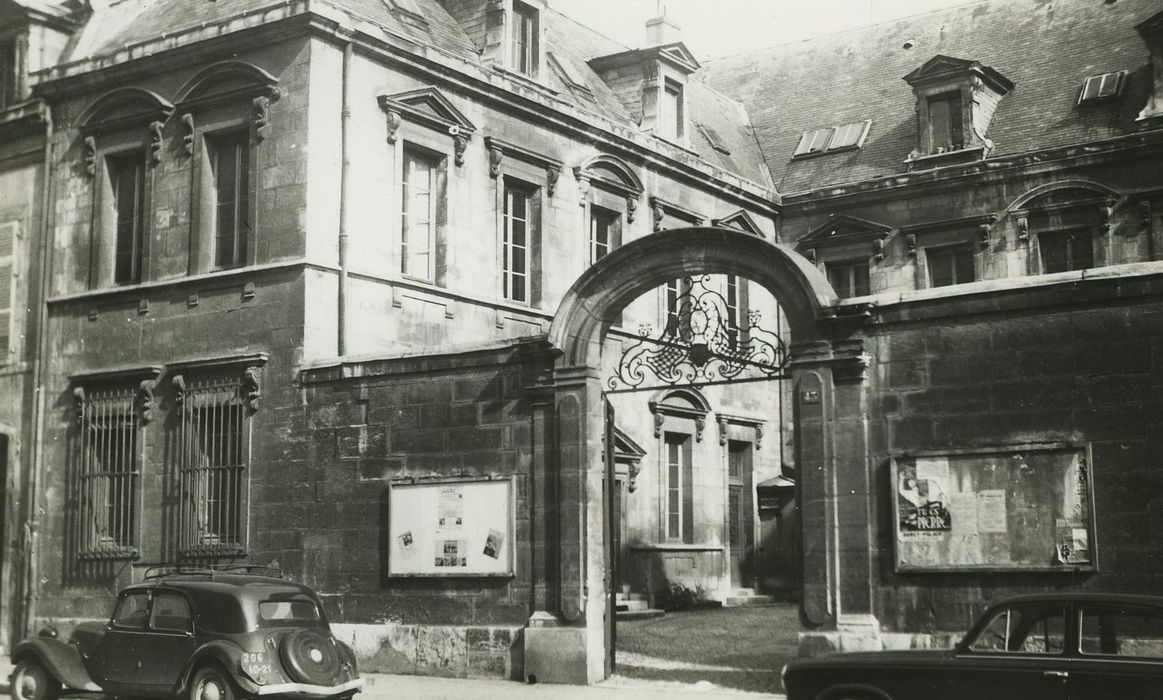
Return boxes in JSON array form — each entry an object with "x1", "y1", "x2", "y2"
[
  {"x1": 387, "y1": 477, "x2": 514, "y2": 577},
  {"x1": 892, "y1": 444, "x2": 1096, "y2": 573}
]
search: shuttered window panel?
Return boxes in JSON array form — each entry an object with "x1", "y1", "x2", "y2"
[
  {"x1": 829, "y1": 120, "x2": 872, "y2": 150},
  {"x1": 1079, "y1": 71, "x2": 1126, "y2": 104},
  {"x1": 793, "y1": 128, "x2": 833, "y2": 156},
  {"x1": 0, "y1": 221, "x2": 17, "y2": 358}
]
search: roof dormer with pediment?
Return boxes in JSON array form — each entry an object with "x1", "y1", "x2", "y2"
[
  {"x1": 903, "y1": 54, "x2": 1014, "y2": 167},
  {"x1": 587, "y1": 42, "x2": 701, "y2": 148}
]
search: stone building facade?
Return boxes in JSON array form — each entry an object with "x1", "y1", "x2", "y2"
[
  {"x1": 705, "y1": 0, "x2": 1163, "y2": 651},
  {"x1": 3, "y1": 0, "x2": 786, "y2": 681},
  {"x1": 3, "y1": 0, "x2": 1163, "y2": 686}
]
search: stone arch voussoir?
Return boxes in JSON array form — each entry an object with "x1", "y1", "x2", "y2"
[{"x1": 549, "y1": 227, "x2": 837, "y2": 367}]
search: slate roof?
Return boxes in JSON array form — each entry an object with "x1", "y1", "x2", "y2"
[
  {"x1": 700, "y1": 0, "x2": 1161, "y2": 195},
  {"x1": 49, "y1": 0, "x2": 767, "y2": 186}
]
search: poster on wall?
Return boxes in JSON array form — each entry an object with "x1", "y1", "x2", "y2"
[
  {"x1": 892, "y1": 444, "x2": 1096, "y2": 572},
  {"x1": 387, "y1": 478, "x2": 513, "y2": 576}
]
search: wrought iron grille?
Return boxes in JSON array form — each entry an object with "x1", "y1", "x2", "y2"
[
  {"x1": 76, "y1": 385, "x2": 139, "y2": 559},
  {"x1": 608, "y1": 275, "x2": 790, "y2": 391},
  {"x1": 175, "y1": 374, "x2": 246, "y2": 558}
]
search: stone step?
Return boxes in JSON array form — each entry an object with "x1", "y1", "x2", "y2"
[
  {"x1": 616, "y1": 608, "x2": 666, "y2": 621},
  {"x1": 722, "y1": 594, "x2": 777, "y2": 607},
  {"x1": 615, "y1": 592, "x2": 647, "y2": 602},
  {"x1": 615, "y1": 598, "x2": 650, "y2": 612}
]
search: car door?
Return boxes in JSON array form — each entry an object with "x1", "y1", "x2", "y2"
[
  {"x1": 88, "y1": 589, "x2": 153, "y2": 693},
  {"x1": 137, "y1": 589, "x2": 198, "y2": 694},
  {"x1": 946, "y1": 602, "x2": 1072, "y2": 700},
  {"x1": 1068, "y1": 602, "x2": 1163, "y2": 699}
]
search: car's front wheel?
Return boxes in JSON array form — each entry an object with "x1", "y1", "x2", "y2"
[
  {"x1": 188, "y1": 664, "x2": 239, "y2": 700},
  {"x1": 10, "y1": 659, "x2": 61, "y2": 700}
]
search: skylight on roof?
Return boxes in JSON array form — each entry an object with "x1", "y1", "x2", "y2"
[
  {"x1": 792, "y1": 120, "x2": 871, "y2": 159},
  {"x1": 696, "y1": 122, "x2": 731, "y2": 155},
  {"x1": 547, "y1": 52, "x2": 591, "y2": 93},
  {"x1": 1078, "y1": 71, "x2": 1126, "y2": 104},
  {"x1": 384, "y1": 0, "x2": 427, "y2": 25}
]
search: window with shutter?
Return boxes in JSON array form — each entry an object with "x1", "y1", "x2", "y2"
[{"x1": 0, "y1": 221, "x2": 16, "y2": 361}]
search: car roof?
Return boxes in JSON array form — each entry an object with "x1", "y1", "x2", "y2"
[
  {"x1": 122, "y1": 574, "x2": 319, "y2": 602},
  {"x1": 987, "y1": 592, "x2": 1163, "y2": 608}
]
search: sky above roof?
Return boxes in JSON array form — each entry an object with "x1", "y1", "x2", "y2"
[{"x1": 550, "y1": 0, "x2": 984, "y2": 59}]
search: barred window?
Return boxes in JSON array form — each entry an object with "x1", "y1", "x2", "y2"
[
  {"x1": 175, "y1": 373, "x2": 249, "y2": 557},
  {"x1": 76, "y1": 385, "x2": 140, "y2": 558}
]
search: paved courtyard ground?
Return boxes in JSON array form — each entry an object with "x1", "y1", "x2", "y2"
[{"x1": 614, "y1": 603, "x2": 801, "y2": 694}]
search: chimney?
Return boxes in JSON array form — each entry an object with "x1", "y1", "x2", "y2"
[{"x1": 645, "y1": 0, "x2": 680, "y2": 46}]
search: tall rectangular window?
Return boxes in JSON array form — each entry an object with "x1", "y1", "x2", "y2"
[
  {"x1": 590, "y1": 206, "x2": 620, "y2": 265},
  {"x1": 176, "y1": 374, "x2": 247, "y2": 556},
  {"x1": 665, "y1": 433, "x2": 694, "y2": 543},
  {"x1": 725, "y1": 275, "x2": 747, "y2": 348},
  {"x1": 76, "y1": 385, "x2": 139, "y2": 558},
  {"x1": 513, "y1": 1, "x2": 538, "y2": 76},
  {"x1": 827, "y1": 260, "x2": 871, "y2": 298},
  {"x1": 209, "y1": 132, "x2": 250, "y2": 269},
  {"x1": 660, "y1": 78, "x2": 685, "y2": 141},
  {"x1": 503, "y1": 181, "x2": 535, "y2": 303},
  {"x1": 1040, "y1": 230, "x2": 1094, "y2": 273},
  {"x1": 928, "y1": 91, "x2": 964, "y2": 152},
  {"x1": 109, "y1": 154, "x2": 145, "y2": 285},
  {"x1": 402, "y1": 148, "x2": 438, "y2": 280},
  {"x1": 927, "y1": 244, "x2": 975, "y2": 287}
]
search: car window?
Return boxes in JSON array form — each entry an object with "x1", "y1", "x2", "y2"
[
  {"x1": 150, "y1": 592, "x2": 193, "y2": 633},
  {"x1": 259, "y1": 599, "x2": 321, "y2": 626},
  {"x1": 1081, "y1": 607, "x2": 1163, "y2": 659},
  {"x1": 191, "y1": 591, "x2": 249, "y2": 634},
  {"x1": 111, "y1": 591, "x2": 151, "y2": 629},
  {"x1": 969, "y1": 605, "x2": 1066, "y2": 654}
]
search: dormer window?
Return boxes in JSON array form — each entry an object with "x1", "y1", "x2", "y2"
[
  {"x1": 904, "y1": 55, "x2": 1012, "y2": 164},
  {"x1": 927, "y1": 92, "x2": 964, "y2": 152},
  {"x1": 512, "y1": 1, "x2": 539, "y2": 77},
  {"x1": 660, "y1": 78, "x2": 685, "y2": 141}
]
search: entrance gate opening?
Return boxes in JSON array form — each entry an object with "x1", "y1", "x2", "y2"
[{"x1": 532, "y1": 226, "x2": 844, "y2": 685}]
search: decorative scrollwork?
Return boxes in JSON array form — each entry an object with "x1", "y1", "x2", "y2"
[{"x1": 608, "y1": 275, "x2": 790, "y2": 390}]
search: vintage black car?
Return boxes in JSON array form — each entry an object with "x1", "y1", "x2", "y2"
[
  {"x1": 9, "y1": 565, "x2": 363, "y2": 700},
  {"x1": 782, "y1": 593, "x2": 1163, "y2": 700}
]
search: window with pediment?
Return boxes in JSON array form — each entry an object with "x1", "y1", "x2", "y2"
[
  {"x1": 650, "y1": 389, "x2": 711, "y2": 544},
  {"x1": 903, "y1": 55, "x2": 1012, "y2": 166},
  {"x1": 175, "y1": 61, "x2": 281, "y2": 275},
  {"x1": 77, "y1": 88, "x2": 174, "y2": 289},
  {"x1": 380, "y1": 88, "x2": 476, "y2": 286},
  {"x1": 797, "y1": 214, "x2": 891, "y2": 298},
  {"x1": 1010, "y1": 183, "x2": 1120, "y2": 277},
  {"x1": 575, "y1": 155, "x2": 641, "y2": 271}
]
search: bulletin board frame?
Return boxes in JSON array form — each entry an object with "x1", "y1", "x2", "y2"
[
  {"x1": 891, "y1": 442, "x2": 1098, "y2": 574},
  {"x1": 386, "y1": 476, "x2": 516, "y2": 578}
]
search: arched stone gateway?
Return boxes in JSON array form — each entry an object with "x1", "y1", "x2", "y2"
[{"x1": 526, "y1": 227, "x2": 877, "y2": 684}]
